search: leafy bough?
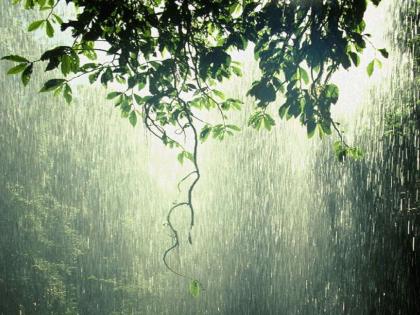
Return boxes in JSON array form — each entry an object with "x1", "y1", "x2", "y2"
[{"x1": 3, "y1": 0, "x2": 388, "y2": 294}]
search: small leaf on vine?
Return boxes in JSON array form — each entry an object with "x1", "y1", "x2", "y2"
[
  {"x1": 28, "y1": 20, "x2": 45, "y2": 32},
  {"x1": 7, "y1": 63, "x2": 27, "y2": 75},
  {"x1": 46, "y1": 20, "x2": 54, "y2": 38},
  {"x1": 367, "y1": 60, "x2": 375, "y2": 76},
  {"x1": 378, "y1": 48, "x2": 389, "y2": 58},
  {"x1": 189, "y1": 280, "x2": 201, "y2": 297},
  {"x1": 129, "y1": 111, "x2": 137, "y2": 127},
  {"x1": 21, "y1": 63, "x2": 33, "y2": 86},
  {"x1": 1, "y1": 55, "x2": 29, "y2": 63}
]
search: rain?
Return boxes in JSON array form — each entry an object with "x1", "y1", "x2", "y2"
[{"x1": 0, "y1": 0, "x2": 418, "y2": 314}]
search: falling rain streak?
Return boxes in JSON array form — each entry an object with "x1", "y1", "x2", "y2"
[{"x1": 0, "y1": 0, "x2": 418, "y2": 314}]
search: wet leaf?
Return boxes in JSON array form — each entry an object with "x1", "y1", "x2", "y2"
[
  {"x1": 263, "y1": 114, "x2": 275, "y2": 131},
  {"x1": 63, "y1": 84, "x2": 72, "y2": 104},
  {"x1": 348, "y1": 52, "x2": 360, "y2": 67},
  {"x1": 129, "y1": 111, "x2": 137, "y2": 127},
  {"x1": 46, "y1": 20, "x2": 54, "y2": 37},
  {"x1": 1, "y1": 55, "x2": 29, "y2": 63},
  {"x1": 189, "y1": 280, "x2": 200, "y2": 297},
  {"x1": 306, "y1": 120, "x2": 316, "y2": 138},
  {"x1": 7, "y1": 63, "x2": 27, "y2": 75},
  {"x1": 298, "y1": 67, "x2": 309, "y2": 84},
  {"x1": 107, "y1": 91, "x2": 122, "y2": 100},
  {"x1": 367, "y1": 60, "x2": 374, "y2": 76},
  {"x1": 378, "y1": 48, "x2": 389, "y2": 58},
  {"x1": 40, "y1": 79, "x2": 66, "y2": 92},
  {"x1": 21, "y1": 63, "x2": 33, "y2": 86},
  {"x1": 325, "y1": 84, "x2": 339, "y2": 104},
  {"x1": 28, "y1": 20, "x2": 44, "y2": 32},
  {"x1": 199, "y1": 125, "x2": 212, "y2": 142}
]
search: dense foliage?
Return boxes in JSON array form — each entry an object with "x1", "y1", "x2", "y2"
[
  {"x1": 2, "y1": 0, "x2": 388, "y2": 280},
  {"x1": 0, "y1": 79, "x2": 165, "y2": 314},
  {"x1": 3, "y1": 0, "x2": 388, "y2": 152}
]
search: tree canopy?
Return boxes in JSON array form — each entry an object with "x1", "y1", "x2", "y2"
[{"x1": 3, "y1": 0, "x2": 388, "y2": 282}]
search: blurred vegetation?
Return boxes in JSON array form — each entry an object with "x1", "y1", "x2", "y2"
[
  {"x1": 311, "y1": 1, "x2": 419, "y2": 313},
  {"x1": 0, "y1": 4, "x2": 163, "y2": 312}
]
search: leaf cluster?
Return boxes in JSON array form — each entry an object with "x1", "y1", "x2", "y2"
[
  {"x1": 333, "y1": 140, "x2": 364, "y2": 162},
  {"x1": 4, "y1": 0, "x2": 388, "y2": 145}
]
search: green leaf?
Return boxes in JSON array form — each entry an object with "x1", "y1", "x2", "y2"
[
  {"x1": 348, "y1": 147, "x2": 364, "y2": 160},
  {"x1": 306, "y1": 120, "x2": 316, "y2": 138},
  {"x1": 88, "y1": 70, "x2": 101, "y2": 84},
  {"x1": 199, "y1": 125, "x2": 212, "y2": 142},
  {"x1": 127, "y1": 76, "x2": 137, "y2": 89},
  {"x1": 7, "y1": 63, "x2": 27, "y2": 75},
  {"x1": 116, "y1": 75, "x2": 126, "y2": 84},
  {"x1": 348, "y1": 52, "x2": 360, "y2": 67},
  {"x1": 232, "y1": 65, "x2": 242, "y2": 76},
  {"x1": 298, "y1": 67, "x2": 309, "y2": 84},
  {"x1": 100, "y1": 67, "x2": 113, "y2": 86},
  {"x1": 133, "y1": 94, "x2": 143, "y2": 105},
  {"x1": 28, "y1": 20, "x2": 45, "y2": 32},
  {"x1": 46, "y1": 20, "x2": 54, "y2": 37},
  {"x1": 60, "y1": 55, "x2": 71, "y2": 76},
  {"x1": 189, "y1": 280, "x2": 201, "y2": 298},
  {"x1": 21, "y1": 63, "x2": 33, "y2": 86},
  {"x1": 263, "y1": 114, "x2": 275, "y2": 131},
  {"x1": 229, "y1": 3, "x2": 240, "y2": 14},
  {"x1": 138, "y1": 79, "x2": 146, "y2": 90},
  {"x1": 129, "y1": 111, "x2": 137, "y2": 127},
  {"x1": 53, "y1": 14, "x2": 63, "y2": 25},
  {"x1": 212, "y1": 89, "x2": 225, "y2": 100},
  {"x1": 120, "y1": 99, "x2": 131, "y2": 115},
  {"x1": 107, "y1": 91, "x2": 122, "y2": 99},
  {"x1": 53, "y1": 84, "x2": 63, "y2": 96},
  {"x1": 24, "y1": 0, "x2": 35, "y2": 9},
  {"x1": 325, "y1": 84, "x2": 339, "y2": 104},
  {"x1": 356, "y1": 20, "x2": 366, "y2": 33},
  {"x1": 353, "y1": 33, "x2": 366, "y2": 51},
  {"x1": 226, "y1": 124, "x2": 241, "y2": 131},
  {"x1": 332, "y1": 141, "x2": 364, "y2": 162},
  {"x1": 221, "y1": 98, "x2": 242, "y2": 111},
  {"x1": 378, "y1": 48, "x2": 389, "y2": 58},
  {"x1": 248, "y1": 111, "x2": 263, "y2": 130},
  {"x1": 366, "y1": 60, "x2": 374, "y2": 77},
  {"x1": 177, "y1": 151, "x2": 185, "y2": 164},
  {"x1": 211, "y1": 124, "x2": 226, "y2": 140},
  {"x1": 185, "y1": 83, "x2": 197, "y2": 90},
  {"x1": 340, "y1": 54, "x2": 351, "y2": 69},
  {"x1": 177, "y1": 151, "x2": 194, "y2": 162},
  {"x1": 278, "y1": 105, "x2": 288, "y2": 119},
  {"x1": 333, "y1": 141, "x2": 347, "y2": 162},
  {"x1": 40, "y1": 79, "x2": 66, "y2": 92},
  {"x1": 320, "y1": 120, "x2": 332, "y2": 135},
  {"x1": 374, "y1": 58, "x2": 382, "y2": 69},
  {"x1": 1, "y1": 55, "x2": 29, "y2": 63},
  {"x1": 248, "y1": 81, "x2": 276, "y2": 104},
  {"x1": 63, "y1": 84, "x2": 72, "y2": 104},
  {"x1": 184, "y1": 151, "x2": 193, "y2": 162}
]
